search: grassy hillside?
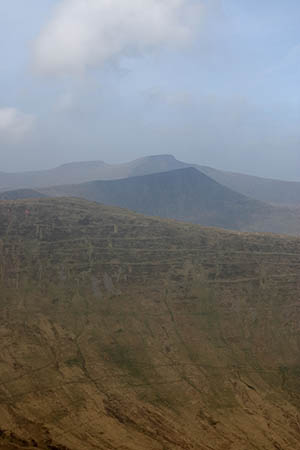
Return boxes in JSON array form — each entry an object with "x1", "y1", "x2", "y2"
[
  {"x1": 1, "y1": 198, "x2": 300, "y2": 449},
  {"x1": 42, "y1": 168, "x2": 300, "y2": 235}
]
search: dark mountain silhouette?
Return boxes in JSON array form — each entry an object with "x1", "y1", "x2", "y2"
[{"x1": 42, "y1": 167, "x2": 300, "y2": 235}]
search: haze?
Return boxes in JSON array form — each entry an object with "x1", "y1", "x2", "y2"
[{"x1": 1, "y1": 0, "x2": 300, "y2": 180}]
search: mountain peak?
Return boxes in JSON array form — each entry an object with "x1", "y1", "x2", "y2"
[{"x1": 143, "y1": 154, "x2": 177, "y2": 160}]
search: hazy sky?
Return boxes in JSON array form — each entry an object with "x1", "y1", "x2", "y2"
[{"x1": 1, "y1": 0, "x2": 300, "y2": 180}]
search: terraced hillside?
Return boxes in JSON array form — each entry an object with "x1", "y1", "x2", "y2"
[{"x1": 1, "y1": 198, "x2": 300, "y2": 449}]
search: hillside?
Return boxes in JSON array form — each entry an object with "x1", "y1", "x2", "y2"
[
  {"x1": 1, "y1": 198, "x2": 300, "y2": 449},
  {"x1": 0, "y1": 189, "x2": 47, "y2": 200},
  {"x1": 42, "y1": 168, "x2": 300, "y2": 235},
  {"x1": 1, "y1": 154, "x2": 300, "y2": 205}
]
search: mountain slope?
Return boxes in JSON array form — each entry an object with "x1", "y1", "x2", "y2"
[
  {"x1": 1, "y1": 198, "x2": 300, "y2": 449},
  {"x1": 0, "y1": 188, "x2": 47, "y2": 200},
  {"x1": 197, "y1": 165, "x2": 300, "y2": 206},
  {"x1": 42, "y1": 168, "x2": 300, "y2": 235}
]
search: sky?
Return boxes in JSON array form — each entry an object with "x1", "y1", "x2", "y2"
[{"x1": 1, "y1": 0, "x2": 300, "y2": 180}]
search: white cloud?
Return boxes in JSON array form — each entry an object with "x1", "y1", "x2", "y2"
[
  {"x1": 34, "y1": 0, "x2": 202, "y2": 75},
  {"x1": 0, "y1": 108, "x2": 35, "y2": 141}
]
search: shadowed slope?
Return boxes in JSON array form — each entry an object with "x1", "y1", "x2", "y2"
[
  {"x1": 1, "y1": 198, "x2": 300, "y2": 448},
  {"x1": 42, "y1": 168, "x2": 300, "y2": 235},
  {"x1": 0, "y1": 428, "x2": 70, "y2": 450}
]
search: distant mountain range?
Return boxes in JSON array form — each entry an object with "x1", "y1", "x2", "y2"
[
  {"x1": 38, "y1": 167, "x2": 300, "y2": 235},
  {"x1": 0, "y1": 155, "x2": 185, "y2": 191},
  {"x1": 1, "y1": 154, "x2": 300, "y2": 205}
]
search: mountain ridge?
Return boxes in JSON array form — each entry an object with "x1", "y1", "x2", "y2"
[{"x1": 1, "y1": 154, "x2": 300, "y2": 205}]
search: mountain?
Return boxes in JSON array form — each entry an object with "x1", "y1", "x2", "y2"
[
  {"x1": 1, "y1": 197, "x2": 300, "y2": 449},
  {"x1": 0, "y1": 188, "x2": 47, "y2": 200},
  {"x1": 0, "y1": 155, "x2": 187, "y2": 191},
  {"x1": 42, "y1": 167, "x2": 300, "y2": 235},
  {"x1": 197, "y1": 165, "x2": 300, "y2": 206},
  {"x1": 1, "y1": 154, "x2": 300, "y2": 205}
]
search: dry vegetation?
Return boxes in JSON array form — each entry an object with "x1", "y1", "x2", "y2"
[{"x1": 1, "y1": 198, "x2": 300, "y2": 449}]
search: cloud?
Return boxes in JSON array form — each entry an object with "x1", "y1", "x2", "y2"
[
  {"x1": 34, "y1": 0, "x2": 202, "y2": 75},
  {"x1": 56, "y1": 92, "x2": 75, "y2": 111},
  {"x1": 145, "y1": 86, "x2": 193, "y2": 107},
  {"x1": 0, "y1": 108, "x2": 35, "y2": 141}
]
